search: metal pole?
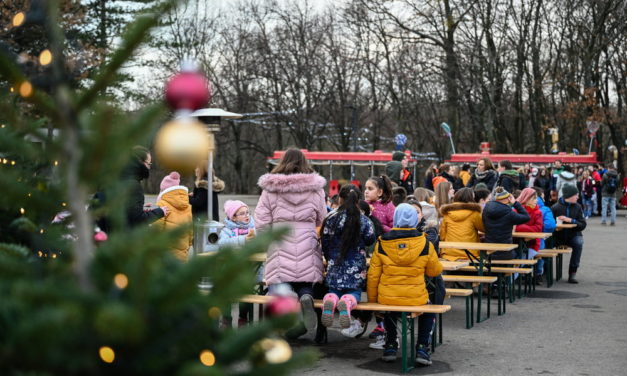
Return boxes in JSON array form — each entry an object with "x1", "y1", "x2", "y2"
[
  {"x1": 351, "y1": 106, "x2": 358, "y2": 152},
  {"x1": 449, "y1": 134, "x2": 456, "y2": 154},
  {"x1": 207, "y1": 132, "x2": 214, "y2": 221},
  {"x1": 588, "y1": 134, "x2": 594, "y2": 154}
]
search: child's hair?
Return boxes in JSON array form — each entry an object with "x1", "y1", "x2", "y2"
[
  {"x1": 271, "y1": 148, "x2": 315, "y2": 174},
  {"x1": 499, "y1": 159, "x2": 513, "y2": 170},
  {"x1": 512, "y1": 189, "x2": 522, "y2": 199},
  {"x1": 434, "y1": 181, "x2": 452, "y2": 210},
  {"x1": 359, "y1": 200, "x2": 383, "y2": 238},
  {"x1": 406, "y1": 199, "x2": 422, "y2": 212},
  {"x1": 335, "y1": 184, "x2": 362, "y2": 263},
  {"x1": 453, "y1": 187, "x2": 475, "y2": 203},
  {"x1": 532, "y1": 186, "x2": 544, "y2": 199},
  {"x1": 392, "y1": 186, "x2": 407, "y2": 206},
  {"x1": 413, "y1": 187, "x2": 434, "y2": 203},
  {"x1": 367, "y1": 175, "x2": 393, "y2": 204},
  {"x1": 329, "y1": 194, "x2": 340, "y2": 207},
  {"x1": 473, "y1": 188, "x2": 491, "y2": 203}
]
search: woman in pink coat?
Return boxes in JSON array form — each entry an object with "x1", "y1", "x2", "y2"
[{"x1": 255, "y1": 148, "x2": 327, "y2": 336}]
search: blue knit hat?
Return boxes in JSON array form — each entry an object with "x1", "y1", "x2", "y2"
[{"x1": 393, "y1": 203, "x2": 419, "y2": 228}]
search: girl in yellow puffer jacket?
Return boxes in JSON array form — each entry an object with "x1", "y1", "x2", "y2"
[
  {"x1": 154, "y1": 172, "x2": 193, "y2": 261},
  {"x1": 367, "y1": 203, "x2": 442, "y2": 365}
]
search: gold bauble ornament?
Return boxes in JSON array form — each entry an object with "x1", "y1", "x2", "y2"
[
  {"x1": 258, "y1": 338, "x2": 292, "y2": 364},
  {"x1": 154, "y1": 117, "x2": 209, "y2": 174}
]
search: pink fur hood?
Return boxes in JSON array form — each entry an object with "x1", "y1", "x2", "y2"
[{"x1": 257, "y1": 173, "x2": 326, "y2": 193}]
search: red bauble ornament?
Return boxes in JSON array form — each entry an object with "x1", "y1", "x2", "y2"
[
  {"x1": 164, "y1": 71, "x2": 211, "y2": 111},
  {"x1": 265, "y1": 296, "x2": 300, "y2": 317}
]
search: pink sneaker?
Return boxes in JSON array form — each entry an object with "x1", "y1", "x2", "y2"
[
  {"x1": 321, "y1": 293, "x2": 339, "y2": 327},
  {"x1": 337, "y1": 294, "x2": 357, "y2": 329}
]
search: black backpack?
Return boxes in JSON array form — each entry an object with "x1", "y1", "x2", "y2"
[{"x1": 606, "y1": 175, "x2": 618, "y2": 194}]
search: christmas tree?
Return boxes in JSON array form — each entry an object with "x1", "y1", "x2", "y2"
[{"x1": 0, "y1": 1, "x2": 315, "y2": 374}]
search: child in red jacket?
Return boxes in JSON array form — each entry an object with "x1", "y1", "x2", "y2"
[{"x1": 515, "y1": 188, "x2": 544, "y2": 257}]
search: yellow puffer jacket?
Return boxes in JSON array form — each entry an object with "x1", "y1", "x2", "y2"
[
  {"x1": 459, "y1": 170, "x2": 471, "y2": 186},
  {"x1": 154, "y1": 186, "x2": 193, "y2": 261},
  {"x1": 439, "y1": 202, "x2": 485, "y2": 261},
  {"x1": 367, "y1": 229, "x2": 443, "y2": 306}
]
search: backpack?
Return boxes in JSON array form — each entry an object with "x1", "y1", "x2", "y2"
[{"x1": 606, "y1": 175, "x2": 618, "y2": 194}]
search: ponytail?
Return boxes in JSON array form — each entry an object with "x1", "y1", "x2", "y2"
[
  {"x1": 368, "y1": 175, "x2": 393, "y2": 204},
  {"x1": 337, "y1": 184, "x2": 363, "y2": 264}
]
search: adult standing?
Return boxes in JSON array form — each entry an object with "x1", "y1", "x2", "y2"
[
  {"x1": 466, "y1": 157, "x2": 498, "y2": 191},
  {"x1": 385, "y1": 151, "x2": 413, "y2": 193},
  {"x1": 255, "y1": 148, "x2": 327, "y2": 336},
  {"x1": 533, "y1": 167, "x2": 552, "y2": 204},
  {"x1": 551, "y1": 185, "x2": 587, "y2": 283},
  {"x1": 555, "y1": 165, "x2": 577, "y2": 199},
  {"x1": 496, "y1": 160, "x2": 524, "y2": 193},
  {"x1": 600, "y1": 166, "x2": 619, "y2": 226},
  {"x1": 123, "y1": 146, "x2": 168, "y2": 227},
  {"x1": 189, "y1": 161, "x2": 225, "y2": 221},
  {"x1": 423, "y1": 163, "x2": 437, "y2": 190}
]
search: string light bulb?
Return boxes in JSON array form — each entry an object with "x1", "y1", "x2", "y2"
[
  {"x1": 113, "y1": 273, "x2": 128, "y2": 289},
  {"x1": 199, "y1": 350, "x2": 216, "y2": 366},
  {"x1": 12, "y1": 12, "x2": 25, "y2": 27},
  {"x1": 19, "y1": 81, "x2": 33, "y2": 97},
  {"x1": 20, "y1": 208, "x2": 25, "y2": 215},
  {"x1": 99, "y1": 346, "x2": 115, "y2": 363},
  {"x1": 39, "y1": 49, "x2": 52, "y2": 66}
]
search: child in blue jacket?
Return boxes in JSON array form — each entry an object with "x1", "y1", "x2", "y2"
[{"x1": 533, "y1": 187, "x2": 557, "y2": 284}]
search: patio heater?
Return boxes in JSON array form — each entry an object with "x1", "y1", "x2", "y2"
[{"x1": 188, "y1": 108, "x2": 242, "y2": 256}]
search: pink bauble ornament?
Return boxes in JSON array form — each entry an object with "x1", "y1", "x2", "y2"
[
  {"x1": 265, "y1": 296, "x2": 300, "y2": 317},
  {"x1": 164, "y1": 71, "x2": 211, "y2": 111}
]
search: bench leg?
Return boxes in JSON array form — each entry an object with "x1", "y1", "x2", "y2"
[
  {"x1": 400, "y1": 312, "x2": 414, "y2": 373},
  {"x1": 556, "y1": 254, "x2": 563, "y2": 281},
  {"x1": 497, "y1": 275, "x2": 503, "y2": 316},
  {"x1": 465, "y1": 295, "x2": 472, "y2": 329},
  {"x1": 546, "y1": 257, "x2": 554, "y2": 287},
  {"x1": 437, "y1": 313, "x2": 443, "y2": 347}
]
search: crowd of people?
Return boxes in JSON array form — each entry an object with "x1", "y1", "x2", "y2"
[{"x1": 108, "y1": 146, "x2": 620, "y2": 368}]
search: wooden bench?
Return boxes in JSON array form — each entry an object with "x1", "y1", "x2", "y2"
[
  {"x1": 445, "y1": 288, "x2": 474, "y2": 329},
  {"x1": 459, "y1": 265, "x2": 535, "y2": 305},
  {"x1": 442, "y1": 274, "x2": 497, "y2": 323},
  {"x1": 240, "y1": 295, "x2": 451, "y2": 374},
  {"x1": 535, "y1": 252, "x2": 558, "y2": 287},
  {"x1": 541, "y1": 247, "x2": 572, "y2": 281}
]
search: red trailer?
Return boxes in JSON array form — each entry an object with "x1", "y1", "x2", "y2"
[
  {"x1": 448, "y1": 151, "x2": 599, "y2": 165},
  {"x1": 267, "y1": 149, "x2": 436, "y2": 196}
]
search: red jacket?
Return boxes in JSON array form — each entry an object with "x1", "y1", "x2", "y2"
[{"x1": 515, "y1": 204, "x2": 544, "y2": 251}]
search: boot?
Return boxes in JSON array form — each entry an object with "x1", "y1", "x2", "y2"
[
  {"x1": 568, "y1": 267, "x2": 579, "y2": 284},
  {"x1": 535, "y1": 274, "x2": 544, "y2": 286}
]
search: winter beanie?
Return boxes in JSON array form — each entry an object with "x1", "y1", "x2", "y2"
[
  {"x1": 224, "y1": 200, "x2": 248, "y2": 220},
  {"x1": 393, "y1": 203, "x2": 419, "y2": 228},
  {"x1": 561, "y1": 184, "x2": 579, "y2": 199},
  {"x1": 160, "y1": 172, "x2": 181, "y2": 191},
  {"x1": 494, "y1": 187, "x2": 510, "y2": 201},
  {"x1": 517, "y1": 188, "x2": 537, "y2": 204}
]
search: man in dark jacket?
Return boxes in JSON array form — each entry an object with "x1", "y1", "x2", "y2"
[
  {"x1": 551, "y1": 184, "x2": 587, "y2": 284},
  {"x1": 600, "y1": 166, "x2": 619, "y2": 226},
  {"x1": 496, "y1": 160, "x2": 525, "y2": 193},
  {"x1": 123, "y1": 146, "x2": 167, "y2": 227},
  {"x1": 482, "y1": 187, "x2": 530, "y2": 260},
  {"x1": 385, "y1": 151, "x2": 413, "y2": 193}
]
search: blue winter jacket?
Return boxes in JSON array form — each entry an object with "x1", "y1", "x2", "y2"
[
  {"x1": 536, "y1": 197, "x2": 556, "y2": 249},
  {"x1": 321, "y1": 210, "x2": 376, "y2": 291}
]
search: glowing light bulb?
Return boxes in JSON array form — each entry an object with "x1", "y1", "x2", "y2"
[
  {"x1": 113, "y1": 273, "x2": 128, "y2": 289},
  {"x1": 19, "y1": 81, "x2": 33, "y2": 97},
  {"x1": 199, "y1": 350, "x2": 216, "y2": 366},
  {"x1": 20, "y1": 208, "x2": 25, "y2": 215},
  {"x1": 12, "y1": 12, "x2": 25, "y2": 27},
  {"x1": 99, "y1": 346, "x2": 115, "y2": 363},
  {"x1": 39, "y1": 49, "x2": 52, "y2": 66}
]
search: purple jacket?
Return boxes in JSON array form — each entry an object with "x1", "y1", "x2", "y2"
[
  {"x1": 368, "y1": 200, "x2": 396, "y2": 233},
  {"x1": 255, "y1": 173, "x2": 327, "y2": 285}
]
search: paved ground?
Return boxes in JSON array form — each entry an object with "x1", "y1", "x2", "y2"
[{"x1": 150, "y1": 194, "x2": 627, "y2": 375}]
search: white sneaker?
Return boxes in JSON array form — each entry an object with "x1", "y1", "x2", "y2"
[
  {"x1": 340, "y1": 319, "x2": 364, "y2": 338},
  {"x1": 369, "y1": 336, "x2": 386, "y2": 349}
]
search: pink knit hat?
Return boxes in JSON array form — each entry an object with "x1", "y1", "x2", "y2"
[
  {"x1": 224, "y1": 200, "x2": 248, "y2": 220},
  {"x1": 517, "y1": 187, "x2": 537, "y2": 205},
  {"x1": 160, "y1": 172, "x2": 181, "y2": 191}
]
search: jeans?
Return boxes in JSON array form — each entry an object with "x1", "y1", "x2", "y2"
[
  {"x1": 384, "y1": 310, "x2": 435, "y2": 348},
  {"x1": 567, "y1": 235, "x2": 584, "y2": 270},
  {"x1": 328, "y1": 288, "x2": 362, "y2": 303},
  {"x1": 601, "y1": 196, "x2": 617, "y2": 224},
  {"x1": 582, "y1": 197, "x2": 594, "y2": 218}
]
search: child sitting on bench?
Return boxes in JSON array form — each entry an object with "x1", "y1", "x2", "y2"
[{"x1": 367, "y1": 203, "x2": 443, "y2": 366}]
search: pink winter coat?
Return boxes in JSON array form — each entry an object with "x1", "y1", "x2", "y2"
[
  {"x1": 255, "y1": 173, "x2": 327, "y2": 285},
  {"x1": 368, "y1": 200, "x2": 395, "y2": 233}
]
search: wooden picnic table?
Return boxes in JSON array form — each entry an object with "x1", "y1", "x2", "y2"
[
  {"x1": 439, "y1": 241, "x2": 517, "y2": 323},
  {"x1": 512, "y1": 232, "x2": 553, "y2": 240},
  {"x1": 555, "y1": 223, "x2": 577, "y2": 231}
]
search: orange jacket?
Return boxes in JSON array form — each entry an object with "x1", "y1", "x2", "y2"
[{"x1": 154, "y1": 186, "x2": 193, "y2": 261}]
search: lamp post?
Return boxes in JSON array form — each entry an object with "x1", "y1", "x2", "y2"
[{"x1": 188, "y1": 108, "x2": 242, "y2": 255}]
